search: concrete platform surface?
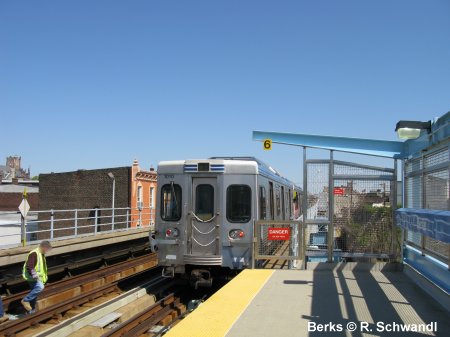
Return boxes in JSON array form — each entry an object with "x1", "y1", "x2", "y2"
[{"x1": 167, "y1": 269, "x2": 450, "y2": 337}]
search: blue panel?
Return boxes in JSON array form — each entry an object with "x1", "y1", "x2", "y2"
[
  {"x1": 396, "y1": 208, "x2": 450, "y2": 243},
  {"x1": 253, "y1": 130, "x2": 405, "y2": 158},
  {"x1": 404, "y1": 245, "x2": 450, "y2": 293}
]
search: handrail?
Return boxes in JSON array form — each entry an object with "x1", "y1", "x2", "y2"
[{"x1": 0, "y1": 206, "x2": 156, "y2": 247}]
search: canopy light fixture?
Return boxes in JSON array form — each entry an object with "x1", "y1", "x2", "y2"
[{"x1": 395, "y1": 120, "x2": 431, "y2": 140}]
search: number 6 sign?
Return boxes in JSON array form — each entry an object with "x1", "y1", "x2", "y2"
[{"x1": 263, "y1": 139, "x2": 272, "y2": 151}]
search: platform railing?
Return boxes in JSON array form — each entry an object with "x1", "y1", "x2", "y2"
[{"x1": 0, "y1": 206, "x2": 155, "y2": 248}]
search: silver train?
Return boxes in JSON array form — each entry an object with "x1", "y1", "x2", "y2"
[{"x1": 154, "y1": 157, "x2": 301, "y2": 285}]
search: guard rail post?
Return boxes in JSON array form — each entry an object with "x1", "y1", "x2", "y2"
[
  {"x1": 74, "y1": 209, "x2": 78, "y2": 236},
  {"x1": 94, "y1": 208, "x2": 98, "y2": 235},
  {"x1": 50, "y1": 209, "x2": 54, "y2": 240}
]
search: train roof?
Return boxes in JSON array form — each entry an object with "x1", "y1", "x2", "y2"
[{"x1": 158, "y1": 157, "x2": 299, "y2": 188}]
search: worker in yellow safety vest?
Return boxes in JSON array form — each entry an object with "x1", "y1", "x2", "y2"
[{"x1": 21, "y1": 241, "x2": 52, "y2": 313}]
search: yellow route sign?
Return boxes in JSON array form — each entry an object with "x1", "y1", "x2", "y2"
[{"x1": 263, "y1": 139, "x2": 272, "y2": 150}]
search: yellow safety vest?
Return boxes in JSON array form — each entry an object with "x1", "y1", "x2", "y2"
[{"x1": 22, "y1": 248, "x2": 48, "y2": 284}]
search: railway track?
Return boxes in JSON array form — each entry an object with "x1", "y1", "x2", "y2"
[
  {"x1": 103, "y1": 293, "x2": 182, "y2": 337},
  {"x1": 3, "y1": 252, "x2": 157, "y2": 313},
  {"x1": 1, "y1": 284, "x2": 120, "y2": 337},
  {"x1": 0, "y1": 253, "x2": 159, "y2": 337}
]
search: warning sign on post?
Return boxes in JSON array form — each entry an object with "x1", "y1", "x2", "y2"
[{"x1": 268, "y1": 228, "x2": 290, "y2": 241}]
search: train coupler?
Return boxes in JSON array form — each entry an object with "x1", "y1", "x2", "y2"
[
  {"x1": 162, "y1": 266, "x2": 175, "y2": 278},
  {"x1": 190, "y1": 269, "x2": 212, "y2": 289}
]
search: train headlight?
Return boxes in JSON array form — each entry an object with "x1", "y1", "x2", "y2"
[
  {"x1": 229, "y1": 229, "x2": 245, "y2": 239},
  {"x1": 166, "y1": 228, "x2": 179, "y2": 238}
]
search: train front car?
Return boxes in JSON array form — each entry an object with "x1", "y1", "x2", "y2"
[{"x1": 155, "y1": 158, "x2": 256, "y2": 286}]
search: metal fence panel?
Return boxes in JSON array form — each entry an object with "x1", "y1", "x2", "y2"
[
  {"x1": 333, "y1": 179, "x2": 394, "y2": 257},
  {"x1": 404, "y1": 144, "x2": 449, "y2": 261},
  {"x1": 306, "y1": 163, "x2": 329, "y2": 220},
  {"x1": 253, "y1": 221, "x2": 303, "y2": 264},
  {"x1": 304, "y1": 159, "x2": 397, "y2": 262}
]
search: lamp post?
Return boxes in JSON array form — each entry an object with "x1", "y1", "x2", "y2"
[{"x1": 108, "y1": 172, "x2": 115, "y2": 230}]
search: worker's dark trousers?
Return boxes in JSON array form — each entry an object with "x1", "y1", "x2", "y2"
[{"x1": 0, "y1": 297, "x2": 4, "y2": 317}]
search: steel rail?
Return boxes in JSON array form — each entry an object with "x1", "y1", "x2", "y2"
[
  {"x1": 3, "y1": 252, "x2": 157, "y2": 311},
  {"x1": 101, "y1": 293, "x2": 179, "y2": 337},
  {"x1": 0, "y1": 283, "x2": 119, "y2": 337}
]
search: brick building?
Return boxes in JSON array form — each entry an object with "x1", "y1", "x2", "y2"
[
  {"x1": 38, "y1": 161, "x2": 157, "y2": 238},
  {"x1": 130, "y1": 160, "x2": 157, "y2": 228},
  {"x1": 0, "y1": 180, "x2": 39, "y2": 211}
]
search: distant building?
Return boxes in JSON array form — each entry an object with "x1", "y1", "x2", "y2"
[
  {"x1": 0, "y1": 179, "x2": 39, "y2": 211},
  {"x1": 37, "y1": 160, "x2": 157, "y2": 239},
  {"x1": 0, "y1": 156, "x2": 31, "y2": 179},
  {"x1": 0, "y1": 179, "x2": 39, "y2": 246},
  {"x1": 130, "y1": 160, "x2": 157, "y2": 228}
]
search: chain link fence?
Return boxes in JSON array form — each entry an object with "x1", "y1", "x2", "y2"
[{"x1": 305, "y1": 159, "x2": 397, "y2": 263}]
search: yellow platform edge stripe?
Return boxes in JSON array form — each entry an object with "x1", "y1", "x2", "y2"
[{"x1": 165, "y1": 269, "x2": 275, "y2": 337}]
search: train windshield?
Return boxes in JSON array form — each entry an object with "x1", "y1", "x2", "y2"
[
  {"x1": 161, "y1": 183, "x2": 182, "y2": 221},
  {"x1": 227, "y1": 185, "x2": 251, "y2": 223}
]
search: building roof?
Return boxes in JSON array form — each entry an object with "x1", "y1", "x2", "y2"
[{"x1": 0, "y1": 185, "x2": 39, "y2": 193}]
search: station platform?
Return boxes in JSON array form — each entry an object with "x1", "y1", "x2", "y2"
[
  {"x1": 0, "y1": 228, "x2": 150, "y2": 266},
  {"x1": 166, "y1": 264, "x2": 450, "y2": 337}
]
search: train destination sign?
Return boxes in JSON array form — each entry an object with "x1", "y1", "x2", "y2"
[{"x1": 268, "y1": 228, "x2": 290, "y2": 241}]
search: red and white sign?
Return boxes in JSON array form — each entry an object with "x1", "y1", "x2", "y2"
[
  {"x1": 268, "y1": 228, "x2": 290, "y2": 241},
  {"x1": 334, "y1": 187, "x2": 345, "y2": 195}
]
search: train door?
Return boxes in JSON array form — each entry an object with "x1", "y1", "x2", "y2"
[{"x1": 189, "y1": 177, "x2": 219, "y2": 256}]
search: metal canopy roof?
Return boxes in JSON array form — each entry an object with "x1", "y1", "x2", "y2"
[
  {"x1": 253, "y1": 130, "x2": 404, "y2": 158},
  {"x1": 253, "y1": 111, "x2": 449, "y2": 159}
]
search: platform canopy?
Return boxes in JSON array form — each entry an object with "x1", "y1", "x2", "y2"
[
  {"x1": 253, "y1": 130, "x2": 405, "y2": 158},
  {"x1": 253, "y1": 112, "x2": 449, "y2": 159}
]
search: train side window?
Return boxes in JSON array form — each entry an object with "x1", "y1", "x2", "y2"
[
  {"x1": 259, "y1": 186, "x2": 266, "y2": 220},
  {"x1": 227, "y1": 185, "x2": 251, "y2": 223},
  {"x1": 275, "y1": 188, "x2": 281, "y2": 217},
  {"x1": 269, "y1": 182, "x2": 274, "y2": 220},
  {"x1": 285, "y1": 191, "x2": 290, "y2": 219},
  {"x1": 161, "y1": 184, "x2": 182, "y2": 221},
  {"x1": 288, "y1": 189, "x2": 292, "y2": 218}
]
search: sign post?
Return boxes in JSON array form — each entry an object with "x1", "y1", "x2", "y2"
[{"x1": 18, "y1": 188, "x2": 30, "y2": 247}]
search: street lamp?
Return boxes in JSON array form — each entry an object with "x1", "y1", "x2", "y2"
[
  {"x1": 395, "y1": 120, "x2": 431, "y2": 140},
  {"x1": 108, "y1": 172, "x2": 115, "y2": 230}
]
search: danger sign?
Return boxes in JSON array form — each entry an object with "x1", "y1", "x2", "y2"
[
  {"x1": 268, "y1": 228, "x2": 290, "y2": 241},
  {"x1": 334, "y1": 187, "x2": 345, "y2": 195}
]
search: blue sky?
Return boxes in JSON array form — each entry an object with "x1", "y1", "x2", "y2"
[{"x1": 1, "y1": 0, "x2": 449, "y2": 183}]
